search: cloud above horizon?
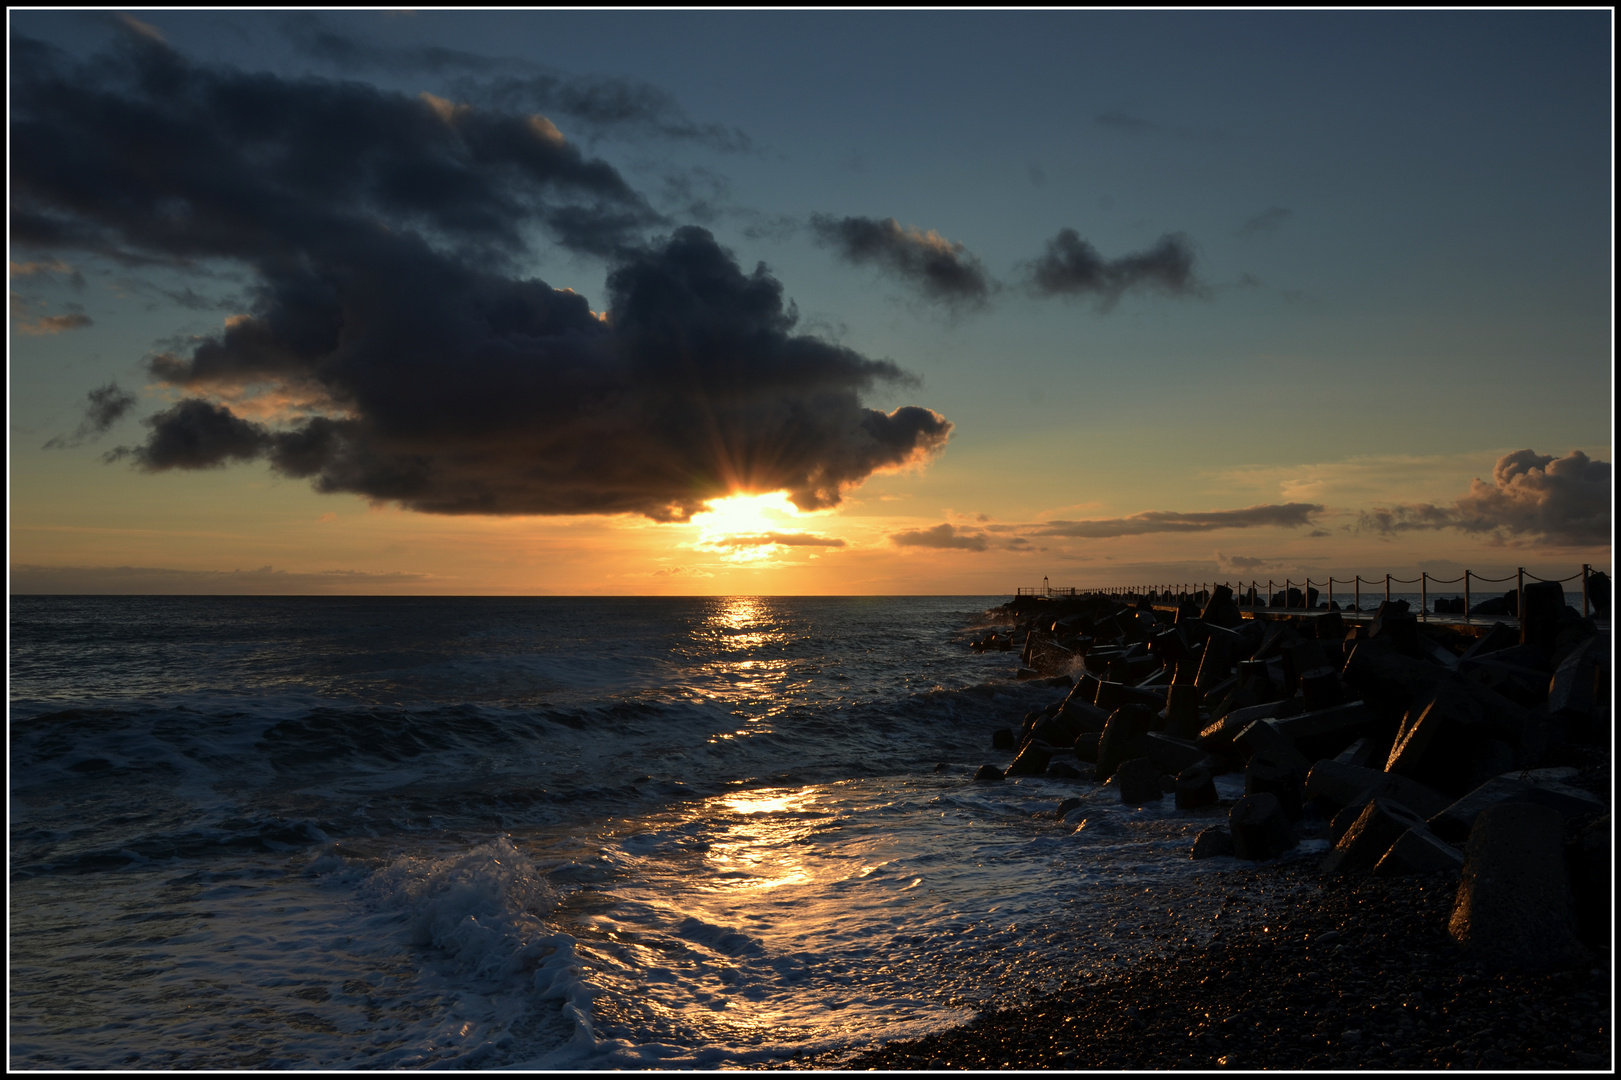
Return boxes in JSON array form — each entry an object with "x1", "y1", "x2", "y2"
[
  {"x1": 1022, "y1": 229, "x2": 1202, "y2": 307},
  {"x1": 890, "y1": 523, "x2": 990, "y2": 551},
  {"x1": 1357, "y1": 449, "x2": 1610, "y2": 547},
  {"x1": 810, "y1": 215, "x2": 994, "y2": 312},
  {"x1": 14, "y1": 29, "x2": 952, "y2": 522},
  {"x1": 1031, "y1": 502, "x2": 1323, "y2": 538},
  {"x1": 43, "y1": 382, "x2": 137, "y2": 450}
]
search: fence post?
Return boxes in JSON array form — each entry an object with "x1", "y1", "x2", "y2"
[
  {"x1": 1516, "y1": 567, "x2": 1525, "y2": 640},
  {"x1": 1355, "y1": 575, "x2": 1360, "y2": 613},
  {"x1": 1421, "y1": 572, "x2": 1428, "y2": 621},
  {"x1": 1582, "y1": 564, "x2": 1590, "y2": 618},
  {"x1": 1384, "y1": 574, "x2": 1391, "y2": 605},
  {"x1": 1327, "y1": 576, "x2": 1332, "y2": 611}
]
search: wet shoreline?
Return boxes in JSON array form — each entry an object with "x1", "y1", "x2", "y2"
[{"x1": 811, "y1": 864, "x2": 1611, "y2": 1071}]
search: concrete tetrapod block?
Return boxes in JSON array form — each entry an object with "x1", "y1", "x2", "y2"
[
  {"x1": 1385, "y1": 680, "x2": 1487, "y2": 796},
  {"x1": 1426, "y1": 773, "x2": 1609, "y2": 844},
  {"x1": 1331, "y1": 736, "x2": 1383, "y2": 770},
  {"x1": 1297, "y1": 666, "x2": 1344, "y2": 712},
  {"x1": 1518, "y1": 580, "x2": 1566, "y2": 653},
  {"x1": 1229, "y1": 793, "x2": 1298, "y2": 861},
  {"x1": 1373, "y1": 827, "x2": 1465, "y2": 877},
  {"x1": 1191, "y1": 827, "x2": 1234, "y2": 860},
  {"x1": 1096, "y1": 703, "x2": 1156, "y2": 782},
  {"x1": 1161, "y1": 682, "x2": 1204, "y2": 740},
  {"x1": 1304, "y1": 759, "x2": 1452, "y2": 820},
  {"x1": 973, "y1": 764, "x2": 1003, "y2": 783},
  {"x1": 1144, "y1": 732, "x2": 1208, "y2": 777},
  {"x1": 1005, "y1": 739, "x2": 1055, "y2": 777},
  {"x1": 1073, "y1": 732, "x2": 1101, "y2": 763},
  {"x1": 1448, "y1": 801, "x2": 1590, "y2": 972},
  {"x1": 1547, "y1": 634, "x2": 1606, "y2": 729},
  {"x1": 1175, "y1": 763, "x2": 1220, "y2": 810},
  {"x1": 1274, "y1": 700, "x2": 1377, "y2": 760},
  {"x1": 1196, "y1": 625, "x2": 1242, "y2": 689},
  {"x1": 1232, "y1": 719, "x2": 1312, "y2": 777},
  {"x1": 1321, "y1": 798, "x2": 1430, "y2": 875},
  {"x1": 1459, "y1": 621, "x2": 1519, "y2": 663},
  {"x1": 1111, "y1": 756, "x2": 1164, "y2": 805},
  {"x1": 1245, "y1": 754, "x2": 1306, "y2": 820},
  {"x1": 1342, "y1": 641, "x2": 1449, "y2": 721},
  {"x1": 1328, "y1": 800, "x2": 1367, "y2": 846}
]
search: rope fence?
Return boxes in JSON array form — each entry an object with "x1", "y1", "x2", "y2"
[{"x1": 1019, "y1": 564, "x2": 1606, "y2": 621}]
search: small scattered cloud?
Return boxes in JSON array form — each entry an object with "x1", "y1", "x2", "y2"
[
  {"x1": 15, "y1": 311, "x2": 93, "y2": 335},
  {"x1": 890, "y1": 523, "x2": 989, "y2": 552},
  {"x1": 1022, "y1": 229, "x2": 1204, "y2": 308},
  {"x1": 10, "y1": 257, "x2": 84, "y2": 287},
  {"x1": 1238, "y1": 206, "x2": 1291, "y2": 237},
  {"x1": 810, "y1": 214, "x2": 994, "y2": 312},
  {"x1": 1356, "y1": 449, "x2": 1610, "y2": 547},
  {"x1": 42, "y1": 382, "x2": 138, "y2": 450},
  {"x1": 1215, "y1": 552, "x2": 1272, "y2": 571}
]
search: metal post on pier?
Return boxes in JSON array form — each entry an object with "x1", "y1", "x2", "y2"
[
  {"x1": 1582, "y1": 564, "x2": 1590, "y2": 618},
  {"x1": 1421, "y1": 573, "x2": 1428, "y2": 621},
  {"x1": 1464, "y1": 571, "x2": 1471, "y2": 622},
  {"x1": 1355, "y1": 575, "x2": 1360, "y2": 613},
  {"x1": 1327, "y1": 576, "x2": 1332, "y2": 611},
  {"x1": 1516, "y1": 568, "x2": 1525, "y2": 641},
  {"x1": 1384, "y1": 574, "x2": 1391, "y2": 606}
]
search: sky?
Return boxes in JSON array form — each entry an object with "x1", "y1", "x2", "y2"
[{"x1": 8, "y1": 9, "x2": 1614, "y2": 595}]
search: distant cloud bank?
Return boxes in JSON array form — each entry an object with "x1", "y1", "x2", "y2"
[
  {"x1": 1032, "y1": 503, "x2": 1322, "y2": 538},
  {"x1": 1357, "y1": 449, "x2": 1610, "y2": 547}
]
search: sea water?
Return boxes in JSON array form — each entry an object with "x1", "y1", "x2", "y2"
[{"x1": 10, "y1": 595, "x2": 1286, "y2": 1069}]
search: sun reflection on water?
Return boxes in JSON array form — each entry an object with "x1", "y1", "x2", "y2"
[{"x1": 704, "y1": 787, "x2": 820, "y2": 891}]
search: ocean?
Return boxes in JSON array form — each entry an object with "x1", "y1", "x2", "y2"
[{"x1": 10, "y1": 594, "x2": 1290, "y2": 1070}]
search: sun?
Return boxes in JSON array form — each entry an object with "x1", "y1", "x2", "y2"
[
  {"x1": 691, "y1": 491, "x2": 801, "y2": 536},
  {"x1": 687, "y1": 492, "x2": 809, "y2": 563}
]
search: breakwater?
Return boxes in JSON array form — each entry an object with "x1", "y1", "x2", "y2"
[
  {"x1": 903, "y1": 581, "x2": 1612, "y2": 1069},
  {"x1": 1022, "y1": 562, "x2": 1610, "y2": 624}
]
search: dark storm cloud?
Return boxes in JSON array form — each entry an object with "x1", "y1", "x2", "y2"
[
  {"x1": 280, "y1": 16, "x2": 752, "y2": 151},
  {"x1": 16, "y1": 32, "x2": 952, "y2": 521},
  {"x1": 1023, "y1": 230, "x2": 1202, "y2": 307},
  {"x1": 809, "y1": 215, "x2": 994, "y2": 312},
  {"x1": 890, "y1": 523, "x2": 989, "y2": 552},
  {"x1": 1239, "y1": 206, "x2": 1292, "y2": 236},
  {"x1": 1357, "y1": 450, "x2": 1610, "y2": 547},
  {"x1": 113, "y1": 226, "x2": 952, "y2": 520},
  {"x1": 10, "y1": 30, "x2": 657, "y2": 265},
  {"x1": 43, "y1": 382, "x2": 138, "y2": 450},
  {"x1": 1032, "y1": 503, "x2": 1322, "y2": 539}
]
